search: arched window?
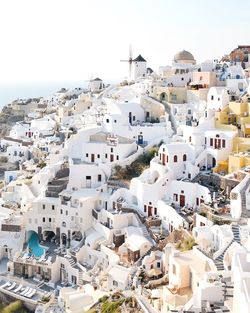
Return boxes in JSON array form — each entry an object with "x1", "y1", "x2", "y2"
[
  {"x1": 183, "y1": 154, "x2": 187, "y2": 161},
  {"x1": 174, "y1": 155, "x2": 178, "y2": 163},
  {"x1": 62, "y1": 221, "x2": 66, "y2": 227}
]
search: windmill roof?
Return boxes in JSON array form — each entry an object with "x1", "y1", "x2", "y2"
[{"x1": 133, "y1": 54, "x2": 147, "y2": 62}]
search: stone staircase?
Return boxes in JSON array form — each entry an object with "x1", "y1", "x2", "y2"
[
  {"x1": 231, "y1": 224, "x2": 241, "y2": 244},
  {"x1": 45, "y1": 167, "x2": 69, "y2": 198},
  {"x1": 68, "y1": 257, "x2": 76, "y2": 267},
  {"x1": 240, "y1": 178, "x2": 250, "y2": 218},
  {"x1": 198, "y1": 223, "x2": 242, "y2": 272}
]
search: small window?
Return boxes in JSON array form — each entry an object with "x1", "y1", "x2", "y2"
[
  {"x1": 98, "y1": 174, "x2": 102, "y2": 182},
  {"x1": 111, "y1": 148, "x2": 113, "y2": 153},
  {"x1": 211, "y1": 95, "x2": 214, "y2": 100},
  {"x1": 86, "y1": 153, "x2": 88, "y2": 157},
  {"x1": 174, "y1": 155, "x2": 178, "y2": 162},
  {"x1": 222, "y1": 139, "x2": 226, "y2": 148},
  {"x1": 183, "y1": 154, "x2": 187, "y2": 161},
  {"x1": 105, "y1": 154, "x2": 107, "y2": 158},
  {"x1": 106, "y1": 119, "x2": 109, "y2": 123},
  {"x1": 144, "y1": 205, "x2": 147, "y2": 212},
  {"x1": 43, "y1": 218, "x2": 45, "y2": 223},
  {"x1": 116, "y1": 155, "x2": 119, "y2": 160},
  {"x1": 43, "y1": 204, "x2": 45, "y2": 210},
  {"x1": 210, "y1": 138, "x2": 213, "y2": 146},
  {"x1": 52, "y1": 205, "x2": 55, "y2": 210},
  {"x1": 49, "y1": 218, "x2": 51, "y2": 222},
  {"x1": 97, "y1": 154, "x2": 100, "y2": 158}
]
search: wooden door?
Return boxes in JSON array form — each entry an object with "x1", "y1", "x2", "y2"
[
  {"x1": 180, "y1": 195, "x2": 185, "y2": 207},
  {"x1": 148, "y1": 206, "x2": 152, "y2": 217}
]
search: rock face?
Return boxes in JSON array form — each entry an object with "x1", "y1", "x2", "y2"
[{"x1": 0, "y1": 106, "x2": 25, "y2": 138}]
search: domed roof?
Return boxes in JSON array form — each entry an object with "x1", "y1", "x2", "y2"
[{"x1": 174, "y1": 50, "x2": 195, "y2": 62}]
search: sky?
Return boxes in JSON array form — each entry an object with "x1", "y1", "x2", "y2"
[{"x1": 0, "y1": 0, "x2": 249, "y2": 83}]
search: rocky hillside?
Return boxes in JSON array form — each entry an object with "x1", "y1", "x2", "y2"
[{"x1": 0, "y1": 105, "x2": 25, "y2": 138}]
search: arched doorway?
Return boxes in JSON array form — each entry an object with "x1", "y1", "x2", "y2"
[
  {"x1": 160, "y1": 92, "x2": 168, "y2": 102},
  {"x1": 61, "y1": 233, "x2": 67, "y2": 246},
  {"x1": 43, "y1": 231, "x2": 56, "y2": 243}
]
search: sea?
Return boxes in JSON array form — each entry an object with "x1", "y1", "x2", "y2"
[{"x1": 0, "y1": 81, "x2": 89, "y2": 109}]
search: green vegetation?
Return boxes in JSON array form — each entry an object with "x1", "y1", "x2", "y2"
[
  {"x1": 112, "y1": 147, "x2": 158, "y2": 181},
  {"x1": 176, "y1": 236, "x2": 196, "y2": 252},
  {"x1": 0, "y1": 301, "x2": 29, "y2": 313},
  {"x1": 100, "y1": 299, "x2": 124, "y2": 313}
]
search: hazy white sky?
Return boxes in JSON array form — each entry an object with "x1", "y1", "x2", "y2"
[{"x1": 0, "y1": 0, "x2": 249, "y2": 83}]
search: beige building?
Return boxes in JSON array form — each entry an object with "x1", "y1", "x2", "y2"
[{"x1": 152, "y1": 86, "x2": 187, "y2": 103}]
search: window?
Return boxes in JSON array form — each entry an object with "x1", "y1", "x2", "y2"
[
  {"x1": 133, "y1": 116, "x2": 136, "y2": 121},
  {"x1": 166, "y1": 155, "x2": 169, "y2": 163},
  {"x1": 52, "y1": 205, "x2": 55, "y2": 210},
  {"x1": 43, "y1": 218, "x2": 45, "y2": 222},
  {"x1": 181, "y1": 77, "x2": 184, "y2": 81},
  {"x1": 205, "y1": 137, "x2": 207, "y2": 145},
  {"x1": 144, "y1": 205, "x2": 147, "y2": 212},
  {"x1": 105, "y1": 154, "x2": 107, "y2": 158},
  {"x1": 154, "y1": 207, "x2": 157, "y2": 215},
  {"x1": 173, "y1": 194, "x2": 178, "y2": 201},
  {"x1": 43, "y1": 204, "x2": 45, "y2": 210},
  {"x1": 183, "y1": 154, "x2": 187, "y2": 161},
  {"x1": 98, "y1": 174, "x2": 102, "y2": 182},
  {"x1": 211, "y1": 95, "x2": 214, "y2": 100},
  {"x1": 157, "y1": 262, "x2": 161, "y2": 268},
  {"x1": 173, "y1": 264, "x2": 176, "y2": 275},
  {"x1": 97, "y1": 154, "x2": 100, "y2": 158},
  {"x1": 49, "y1": 218, "x2": 51, "y2": 222},
  {"x1": 106, "y1": 119, "x2": 109, "y2": 123},
  {"x1": 188, "y1": 109, "x2": 191, "y2": 114},
  {"x1": 116, "y1": 155, "x2": 119, "y2": 160},
  {"x1": 222, "y1": 139, "x2": 226, "y2": 148},
  {"x1": 62, "y1": 221, "x2": 66, "y2": 227},
  {"x1": 111, "y1": 148, "x2": 113, "y2": 153},
  {"x1": 61, "y1": 209, "x2": 63, "y2": 214},
  {"x1": 66, "y1": 210, "x2": 68, "y2": 216},
  {"x1": 210, "y1": 138, "x2": 213, "y2": 146},
  {"x1": 113, "y1": 280, "x2": 118, "y2": 287},
  {"x1": 86, "y1": 153, "x2": 88, "y2": 157},
  {"x1": 174, "y1": 155, "x2": 178, "y2": 162}
]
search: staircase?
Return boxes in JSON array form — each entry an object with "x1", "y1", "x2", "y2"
[
  {"x1": 231, "y1": 224, "x2": 241, "y2": 244},
  {"x1": 45, "y1": 167, "x2": 69, "y2": 198},
  {"x1": 240, "y1": 177, "x2": 250, "y2": 218},
  {"x1": 78, "y1": 271, "x2": 84, "y2": 286},
  {"x1": 68, "y1": 257, "x2": 76, "y2": 267},
  {"x1": 141, "y1": 225, "x2": 155, "y2": 245}
]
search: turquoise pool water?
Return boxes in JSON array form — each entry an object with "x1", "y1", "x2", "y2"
[{"x1": 28, "y1": 232, "x2": 45, "y2": 257}]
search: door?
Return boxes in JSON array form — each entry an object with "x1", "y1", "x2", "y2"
[
  {"x1": 86, "y1": 176, "x2": 91, "y2": 188},
  {"x1": 162, "y1": 154, "x2": 166, "y2": 165},
  {"x1": 180, "y1": 195, "x2": 185, "y2": 207},
  {"x1": 138, "y1": 135, "x2": 143, "y2": 145},
  {"x1": 91, "y1": 154, "x2": 95, "y2": 163},
  {"x1": 110, "y1": 154, "x2": 114, "y2": 162},
  {"x1": 148, "y1": 206, "x2": 152, "y2": 217}
]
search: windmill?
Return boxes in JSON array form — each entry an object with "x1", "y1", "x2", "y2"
[{"x1": 120, "y1": 45, "x2": 133, "y2": 79}]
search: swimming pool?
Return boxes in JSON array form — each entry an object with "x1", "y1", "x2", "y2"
[{"x1": 28, "y1": 232, "x2": 46, "y2": 257}]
